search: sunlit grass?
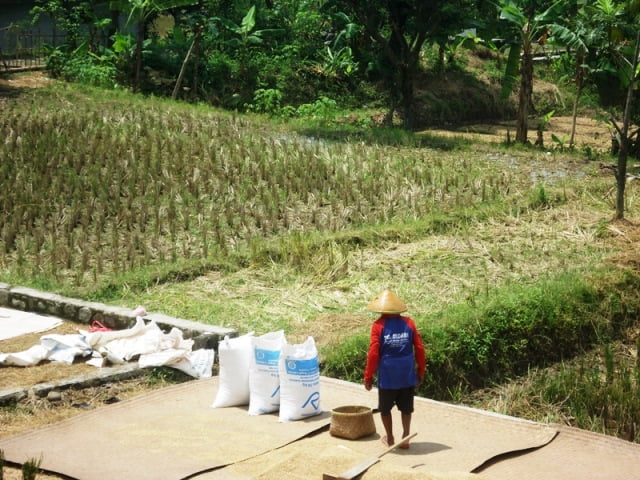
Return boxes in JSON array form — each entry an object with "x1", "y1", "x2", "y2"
[
  {"x1": 2, "y1": 83, "x2": 536, "y2": 295},
  {"x1": 2, "y1": 80, "x2": 640, "y2": 444}
]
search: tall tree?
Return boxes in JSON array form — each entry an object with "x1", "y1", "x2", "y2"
[
  {"x1": 331, "y1": 0, "x2": 475, "y2": 129},
  {"x1": 497, "y1": 0, "x2": 566, "y2": 143},
  {"x1": 614, "y1": 31, "x2": 639, "y2": 218},
  {"x1": 561, "y1": 0, "x2": 640, "y2": 219},
  {"x1": 611, "y1": 10, "x2": 640, "y2": 219}
]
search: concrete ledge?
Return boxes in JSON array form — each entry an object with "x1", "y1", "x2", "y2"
[
  {"x1": 0, "y1": 364, "x2": 149, "y2": 405},
  {"x1": 0, "y1": 283, "x2": 238, "y2": 405},
  {"x1": 0, "y1": 283, "x2": 236, "y2": 351}
]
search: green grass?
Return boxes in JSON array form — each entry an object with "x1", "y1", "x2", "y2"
[
  {"x1": 322, "y1": 267, "x2": 640, "y2": 399},
  {"x1": 21, "y1": 456, "x2": 42, "y2": 480},
  {"x1": 469, "y1": 340, "x2": 640, "y2": 443}
]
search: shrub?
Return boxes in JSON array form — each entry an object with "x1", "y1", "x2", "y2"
[
  {"x1": 246, "y1": 88, "x2": 283, "y2": 115},
  {"x1": 45, "y1": 45, "x2": 117, "y2": 89},
  {"x1": 202, "y1": 53, "x2": 240, "y2": 106},
  {"x1": 531, "y1": 343, "x2": 640, "y2": 441},
  {"x1": 322, "y1": 268, "x2": 640, "y2": 401}
]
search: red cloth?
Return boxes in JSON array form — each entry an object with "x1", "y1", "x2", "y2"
[{"x1": 364, "y1": 315, "x2": 426, "y2": 386}]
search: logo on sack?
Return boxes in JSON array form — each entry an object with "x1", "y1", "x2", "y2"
[
  {"x1": 285, "y1": 357, "x2": 318, "y2": 375},
  {"x1": 302, "y1": 391, "x2": 320, "y2": 410}
]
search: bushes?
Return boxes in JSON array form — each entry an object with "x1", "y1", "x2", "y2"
[
  {"x1": 425, "y1": 276, "x2": 595, "y2": 395},
  {"x1": 45, "y1": 45, "x2": 118, "y2": 89},
  {"x1": 322, "y1": 268, "x2": 640, "y2": 401},
  {"x1": 425, "y1": 268, "x2": 640, "y2": 399}
]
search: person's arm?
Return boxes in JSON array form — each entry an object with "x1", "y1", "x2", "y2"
[
  {"x1": 408, "y1": 318, "x2": 426, "y2": 382},
  {"x1": 364, "y1": 321, "x2": 382, "y2": 390}
]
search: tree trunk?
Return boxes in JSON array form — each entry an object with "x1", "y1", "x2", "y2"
[
  {"x1": 569, "y1": 50, "x2": 585, "y2": 147},
  {"x1": 437, "y1": 43, "x2": 445, "y2": 72},
  {"x1": 614, "y1": 30, "x2": 640, "y2": 220},
  {"x1": 109, "y1": 10, "x2": 119, "y2": 40},
  {"x1": 400, "y1": 64, "x2": 415, "y2": 129},
  {"x1": 569, "y1": 83, "x2": 582, "y2": 147},
  {"x1": 516, "y1": 44, "x2": 533, "y2": 143},
  {"x1": 172, "y1": 35, "x2": 199, "y2": 100},
  {"x1": 191, "y1": 39, "x2": 199, "y2": 100},
  {"x1": 134, "y1": 21, "x2": 145, "y2": 92}
]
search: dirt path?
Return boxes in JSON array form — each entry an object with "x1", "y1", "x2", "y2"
[{"x1": 423, "y1": 115, "x2": 613, "y2": 153}]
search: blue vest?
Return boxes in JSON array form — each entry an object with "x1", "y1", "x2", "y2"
[{"x1": 377, "y1": 316, "x2": 418, "y2": 390}]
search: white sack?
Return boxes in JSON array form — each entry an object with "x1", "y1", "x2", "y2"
[
  {"x1": 212, "y1": 332, "x2": 254, "y2": 408},
  {"x1": 0, "y1": 334, "x2": 91, "y2": 367},
  {"x1": 0, "y1": 344, "x2": 49, "y2": 367},
  {"x1": 99, "y1": 321, "x2": 183, "y2": 364},
  {"x1": 82, "y1": 317, "x2": 147, "y2": 349},
  {"x1": 40, "y1": 333, "x2": 92, "y2": 365},
  {"x1": 138, "y1": 347, "x2": 187, "y2": 368},
  {"x1": 0, "y1": 311, "x2": 212, "y2": 378},
  {"x1": 140, "y1": 347, "x2": 215, "y2": 379},
  {"x1": 248, "y1": 330, "x2": 286, "y2": 415},
  {"x1": 169, "y1": 349, "x2": 215, "y2": 379},
  {"x1": 278, "y1": 336, "x2": 322, "y2": 422}
]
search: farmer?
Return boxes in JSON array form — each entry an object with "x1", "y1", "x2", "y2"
[{"x1": 364, "y1": 288, "x2": 426, "y2": 449}]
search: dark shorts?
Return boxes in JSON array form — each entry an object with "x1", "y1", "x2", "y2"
[{"x1": 378, "y1": 387, "x2": 415, "y2": 414}]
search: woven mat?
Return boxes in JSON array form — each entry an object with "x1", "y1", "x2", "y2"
[
  {"x1": 194, "y1": 434, "x2": 490, "y2": 480},
  {"x1": 196, "y1": 377, "x2": 558, "y2": 479},
  {"x1": 321, "y1": 378, "x2": 558, "y2": 473},
  {"x1": 0, "y1": 377, "x2": 331, "y2": 480},
  {"x1": 0, "y1": 377, "x2": 563, "y2": 480},
  {"x1": 478, "y1": 424, "x2": 640, "y2": 480}
]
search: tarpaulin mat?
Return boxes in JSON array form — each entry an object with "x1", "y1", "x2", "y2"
[
  {"x1": 0, "y1": 377, "x2": 330, "y2": 480},
  {"x1": 478, "y1": 424, "x2": 640, "y2": 480},
  {"x1": 0, "y1": 377, "x2": 564, "y2": 480},
  {"x1": 194, "y1": 434, "x2": 491, "y2": 480},
  {"x1": 0, "y1": 307, "x2": 62, "y2": 341},
  {"x1": 196, "y1": 377, "x2": 558, "y2": 479}
]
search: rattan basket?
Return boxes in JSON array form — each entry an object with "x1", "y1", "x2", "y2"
[{"x1": 329, "y1": 405, "x2": 376, "y2": 440}]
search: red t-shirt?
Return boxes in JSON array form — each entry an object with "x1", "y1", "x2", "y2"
[{"x1": 364, "y1": 315, "x2": 426, "y2": 389}]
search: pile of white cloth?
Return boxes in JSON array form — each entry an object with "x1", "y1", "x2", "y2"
[{"x1": 0, "y1": 316, "x2": 214, "y2": 379}]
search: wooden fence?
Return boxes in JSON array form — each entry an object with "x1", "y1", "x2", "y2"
[{"x1": 0, "y1": 26, "x2": 65, "y2": 72}]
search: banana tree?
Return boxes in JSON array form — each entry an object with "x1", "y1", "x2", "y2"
[
  {"x1": 213, "y1": 5, "x2": 283, "y2": 97},
  {"x1": 109, "y1": 0, "x2": 197, "y2": 91},
  {"x1": 498, "y1": 0, "x2": 566, "y2": 143}
]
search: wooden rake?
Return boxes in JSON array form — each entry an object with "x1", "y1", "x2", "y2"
[{"x1": 322, "y1": 432, "x2": 417, "y2": 480}]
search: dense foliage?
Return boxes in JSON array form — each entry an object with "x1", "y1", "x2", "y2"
[{"x1": 23, "y1": 0, "x2": 639, "y2": 133}]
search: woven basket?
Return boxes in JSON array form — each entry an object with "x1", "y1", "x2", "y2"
[{"x1": 329, "y1": 405, "x2": 376, "y2": 440}]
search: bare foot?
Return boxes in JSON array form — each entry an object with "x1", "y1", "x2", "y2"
[{"x1": 381, "y1": 435, "x2": 394, "y2": 447}]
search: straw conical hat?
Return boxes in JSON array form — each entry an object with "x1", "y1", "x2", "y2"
[{"x1": 366, "y1": 289, "x2": 407, "y2": 313}]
